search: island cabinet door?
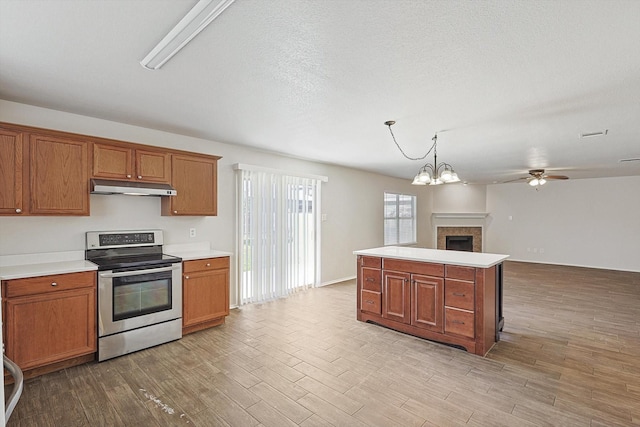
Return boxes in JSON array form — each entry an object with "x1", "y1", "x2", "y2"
[
  {"x1": 382, "y1": 271, "x2": 411, "y2": 324},
  {"x1": 411, "y1": 274, "x2": 444, "y2": 332}
]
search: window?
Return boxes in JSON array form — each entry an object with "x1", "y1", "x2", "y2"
[{"x1": 384, "y1": 192, "x2": 417, "y2": 245}]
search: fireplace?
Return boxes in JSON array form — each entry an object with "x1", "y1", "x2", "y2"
[
  {"x1": 432, "y1": 213, "x2": 488, "y2": 253},
  {"x1": 436, "y1": 226, "x2": 482, "y2": 252},
  {"x1": 446, "y1": 235, "x2": 473, "y2": 252}
]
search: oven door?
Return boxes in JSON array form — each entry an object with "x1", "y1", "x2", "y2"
[{"x1": 98, "y1": 263, "x2": 182, "y2": 337}]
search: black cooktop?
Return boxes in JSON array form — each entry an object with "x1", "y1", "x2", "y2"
[{"x1": 86, "y1": 245, "x2": 182, "y2": 271}]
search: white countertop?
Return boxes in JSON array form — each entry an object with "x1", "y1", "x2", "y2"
[
  {"x1": 167, "y1": 249, "x2": 232, "y2": 261},
  {"x1": 0, "y1": 243, "x2": 232, "y2": 280},
  {"x1": 0, "y1": 260, "x2": 98, "y2": 281},
  {"x1": 353, "y1": 246, "x2": 509, "y2": 268}
]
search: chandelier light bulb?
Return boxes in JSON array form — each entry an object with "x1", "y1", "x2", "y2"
[
  {"x1": 418, "y1": 170, "x2": 431, "y2": 183},
  {"x1": 529, "y1": 178, "x2": 539, "y2": 186},
  {"x1": 412, "y1": 175, "x2": 427, "y2": 185},
  {"x1": 440, "y1": 168, "x2": 453, "y2": 182}
]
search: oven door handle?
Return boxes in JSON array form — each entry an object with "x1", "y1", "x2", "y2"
[{"x1": 99, "y1": 264, "x2": 179, "y2": 278}]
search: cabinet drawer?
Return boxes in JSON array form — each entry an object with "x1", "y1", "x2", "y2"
[
  {"x1": 360, "y1": 256, "x2": 381, "y2": 268},
  {"x1": 183, "y1": 257, "x2": 229, "y2": 273},
  {"x1": 445, "y1": 279, "x2": 475, "y2": 311},
  {"x1": 445, "y1": 308, "x2": 475, "y2": 339},
  {"x1": 383, "y1": 259, "x2": 444, "y2": 277},
  {"x1": 445, "y1": 265, "x2": 475, "y2": 281},
  {"x1": 361, "y1": 290, "x2": 381, "y2": 315},
  {"x1": 3, "y1": 271, "x2": 96, "y2": 298},
  {"x1": 361, "y1": 267, "x2": 381, "y2": 292}
]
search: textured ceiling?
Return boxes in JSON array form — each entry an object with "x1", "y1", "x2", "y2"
[{"x1": 1, "y1": 0, "x2": 639, "y2": 184}]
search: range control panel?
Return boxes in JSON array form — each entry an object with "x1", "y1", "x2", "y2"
[{"x1": 86, "y1": 230, "x2": 163, "y2": 249}]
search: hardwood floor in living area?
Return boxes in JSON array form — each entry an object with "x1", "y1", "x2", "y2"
[{"x1": 6, "y1": 261, "x2": 640, "y2": 426}]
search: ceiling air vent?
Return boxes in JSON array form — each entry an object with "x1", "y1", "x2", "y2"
[{"x1": 619, "y1": 158, "x2": 640, "y2": 163}]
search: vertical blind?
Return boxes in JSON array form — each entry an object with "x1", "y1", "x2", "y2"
[{"x1": 236, "y1": 165, "x2": 326, "y2": 305}]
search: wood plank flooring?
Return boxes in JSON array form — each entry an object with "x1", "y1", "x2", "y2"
[{"x1": 5, "y1": 261, "x2": 640, "y2": 426}]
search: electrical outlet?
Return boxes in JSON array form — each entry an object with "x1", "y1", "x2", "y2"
[{"x1": 189, "y1": 228, "x2": 196, "y2": 238}]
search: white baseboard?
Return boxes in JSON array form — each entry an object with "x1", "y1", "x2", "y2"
[
  {"x1": 317, "y1": 276, "x2": 356, "y2": 287},
  {"x1": 506, "y1": 258, "x2": 640, "y2": 273}
]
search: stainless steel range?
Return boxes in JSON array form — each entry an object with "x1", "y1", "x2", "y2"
[{"x1": 85, "y1": 230, "x2": 182, "y2": 361}]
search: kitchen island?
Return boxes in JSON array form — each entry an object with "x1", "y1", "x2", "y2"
[{"x1": 353, "y1": 246, "x2": 508, "y2": 356}]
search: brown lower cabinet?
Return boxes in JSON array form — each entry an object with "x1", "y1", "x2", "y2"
[
  {"x1": 2, "y1": 271, "x2": 97, "y2": 378},
  {"x1": 182, "y1": 257, "x2": 230, "y2": 335},
  {"x1": 357, "y1": 255, "x2": 497, "y2": 356}
]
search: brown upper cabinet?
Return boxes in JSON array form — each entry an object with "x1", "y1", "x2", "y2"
[
  {"x1": 0, "y1": 124, "x2": 89, "y2": 216},
  {"x1": 29, "y1": 133, "x2": 90, "y2": 215},
  {"x1": 0, "y1": 128, "x2": 24, "y2": 214},
  {"x1": 0, "y1": 122, "x2": 220, "y2": 216},
  {"x1": 92, "y1": 143, "x2": 171, "y2": 183},
  {"x1": 162, "y1": 154, "x2": 218, "y2": 216}
]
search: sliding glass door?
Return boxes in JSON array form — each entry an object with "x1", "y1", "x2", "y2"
[{"x1": 236, "y1": 166, "x2": 324, "y2": 305}]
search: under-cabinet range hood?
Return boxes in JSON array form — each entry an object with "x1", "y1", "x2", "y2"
[{"x1": 90, "y1": 179, "x2": 177, "y2": 196}]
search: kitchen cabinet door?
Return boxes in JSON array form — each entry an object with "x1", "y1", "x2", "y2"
[
  {"x1": 30, "y1": 133, "x2": 89, "y2": 215},
  {"x1": 411, "y1": 274, "x2": 444, "y2": 332},
  {"x1": 0, "y1": 128, "x2": 24, "y2": 215},
  {"x1": 135, "y1": 149, "x2": 171, "y2": 183},
  {"x1": 92, "y1": 143, "x2": 134, "y2": 179},
  {"x1": 162, "y1": 154, "x2": 218, "y2": 216},
  {"x1": 382, "y1": 270, "x2": 411, "y2": 324},
  {"x1": 3, "y1": 272, "x2": 97, "y2": 373},
  {"x1": 182, "y1": 257, "x2": 229, "y2": 334}
]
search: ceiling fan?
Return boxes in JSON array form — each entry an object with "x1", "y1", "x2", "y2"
[{"x1": 506, "y1": 169, "x2": 569, "y2": 187}]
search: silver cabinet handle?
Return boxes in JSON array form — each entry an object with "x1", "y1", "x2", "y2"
[
  {"x1": 137, "y1": 175, "x2": 142, "y2": 179},
  {"x1": 99, "y1": 264, "x2": 179, "y2": 278},
  {"x1": 173, "y1": 210, "x2": 178, "y2": 214},
  {"x1": 206, "y1": 263, "x2": 211, "y2": 267},
  {"x1": 126, "y1": 174, "x2": 132, "y2": 178},
  {"x1": 453, "y1": 292, "x2": 465, "y2": 297},
  {"x1": 185, "y1": 275, "x2": 190, "y2": 279},
  {"x1": 51, "y1": 282, "x2": 58, "y2": 287},
  {"x1": 15, "y1": 208, "x2": 22, "y2": 213}
]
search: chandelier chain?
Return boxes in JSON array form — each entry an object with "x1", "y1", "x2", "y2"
[{"x1": 387, "y1": 125, "x2": 436, "y2": 161}]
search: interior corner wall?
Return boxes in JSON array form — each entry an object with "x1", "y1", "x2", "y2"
[
  {"x1": 0, "y1": 100, "x2": 428, "y2": 303},
  {"x1": 486, "y1": 176, "x2": 640, "y2": 272}
]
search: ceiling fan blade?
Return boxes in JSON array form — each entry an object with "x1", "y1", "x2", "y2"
[
  {"x1": 503, "y1": 177, "x2": 528, "y2": 183},
  {"x1": 545, "y1": 175, "x2": 569, "y2": 180}
]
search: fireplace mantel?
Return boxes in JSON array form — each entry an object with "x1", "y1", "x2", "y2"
[{"x1": 431, "y1": 212, "x2": 489, "y2": 219}]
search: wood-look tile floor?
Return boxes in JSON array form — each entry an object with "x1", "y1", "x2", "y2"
[{"x1": 6, "y1": 261, "x2": 640, "y2": 426}]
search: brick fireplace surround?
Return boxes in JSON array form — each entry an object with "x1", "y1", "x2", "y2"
[
  {"x1": 431, "y1": 213, "x2": 488, "y2": 253},
  {"x1": 436, "y1": 226, "x2": 483, "y2": 252}
]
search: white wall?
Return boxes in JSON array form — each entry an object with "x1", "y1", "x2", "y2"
[
  {"x1": 431, "y1": 184, "x2": 487, "y2": 213},
  {"x1": 486, "y1": 176, "x2": 640, "y2": 272},
  {"x1": 0, "y1": 100, "x2": 430, "y2": 304}
]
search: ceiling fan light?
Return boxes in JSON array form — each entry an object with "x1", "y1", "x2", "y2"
[
  {"x1": 538, "y1": 178, "x2": 547, "y2": 185},
  {"x1": 529, "y1": 178, "x2": 539, "y2": 186}
]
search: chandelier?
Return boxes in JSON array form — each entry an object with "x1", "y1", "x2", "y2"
[{"x1": 385, "y1": 120, "x2": 460, "y2": 185}]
